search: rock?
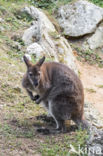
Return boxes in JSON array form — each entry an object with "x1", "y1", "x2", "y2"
[
  {"x1": 87, "y1": 26, "x2": 103, "y2": 49},
  {"x1": 22, "y1": 24, "x2": 41, "y2": 45},
  {"x1": 26, "y1": 43, "x2": 44, "y2": 57},
  {"x1": 84, "y1": 102, "x2": 103, "y2": 129},
  {"x1": 0, "y1": 18, "x2": 4, "y2": 23},
  {"x1": 22, "y1": 6, "x2": 78, "y2": 74},
  {"x1": 56, "y1": 0, "x2": 103, "y2": 37},
  {"x1": 0, "y1": 26, "x2": 5, "y2": 32},
  {"x1": 84, "y1": 102, "x2": 103, "y2": 155},
  {"x1": 24, "y1": 54, "x2": 32, "y2": 61},
  {"x1": 21, "y1": 6, "x2": 55, "y2": 33},
  {"x1": 22, "y1": 6, "x2": 55, "y2": 46}
]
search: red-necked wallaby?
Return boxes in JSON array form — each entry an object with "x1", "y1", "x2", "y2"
[{"x1": 22, "y1": 56, "x2": 89, "y2": 133}]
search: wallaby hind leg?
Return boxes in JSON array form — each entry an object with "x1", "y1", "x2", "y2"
[
  {"x1": 36, "y1": 119, "x2": 65, "y2": 135},
  {"x1": 48, "y1": 100, "x2": 66, "y2": 132},
  {"x1": 36, "y1": 100, "x2": 66, "y2": 134}
]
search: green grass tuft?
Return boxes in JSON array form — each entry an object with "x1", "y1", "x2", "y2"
[
  {"x1": 89, "y1": 0, "x2": 103, "y2": 7},
  {"x1": 75, "y1": 47, "x2": 103, "y2": 67}
]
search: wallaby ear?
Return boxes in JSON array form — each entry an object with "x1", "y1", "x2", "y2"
[
  {"x1": 36, "y1": 56, "x2": 45, "y2": 67},
  {"x1": 23, "y1": 56, "x2": 31, "y2": 68}
]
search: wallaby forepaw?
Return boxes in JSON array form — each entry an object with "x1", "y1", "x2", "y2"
[
  {"x1": 36, "y1": 114, "x2": 48, "y2": 120},
  {"x1": 35, "y1": 98, "x2": 41, "y2": 104},
  {"x1": 33, "y1": 95, "x2": 40, "y2": 102},
  {"x1": 36, "y1": 127, "x2": 64, "y2": 134}
]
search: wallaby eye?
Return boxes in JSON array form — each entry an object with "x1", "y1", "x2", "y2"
[{"x1": 29, "y1": 72, "x2": 33, "y2": 77}]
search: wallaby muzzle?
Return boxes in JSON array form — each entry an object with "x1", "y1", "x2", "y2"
[{"x1": 33, "y1": 79, "x2": 38, "y2": 87}]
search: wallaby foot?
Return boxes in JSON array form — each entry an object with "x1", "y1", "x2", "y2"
[
  {"x1": 36, "y1": 114, "x2": 55, "y2": 124},
  {"x1": 36, "y1": 128, "x2": 50, "y2": 135},
  {"x1": 36, "y1": 115, "x2": 67, "y2": 134},
  {"x1": 36, "y1": 127, "x2": 66, "y2": 135},
  {"x1": 48, "y1": 100, "x2": 67, "y2": 132}
]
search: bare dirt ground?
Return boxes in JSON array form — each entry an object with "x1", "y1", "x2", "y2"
[{"x1": 78, "y1": 61, "x2": 103, "y2": 116}]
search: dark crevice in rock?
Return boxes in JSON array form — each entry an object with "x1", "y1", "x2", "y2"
[{"x1": 64, "y1": 31, "x2": 95, "y2": 41}]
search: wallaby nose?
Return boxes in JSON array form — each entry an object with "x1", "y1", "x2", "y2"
[{"x1": 34, "y1": 81, "x2": 38, "y2": 87}]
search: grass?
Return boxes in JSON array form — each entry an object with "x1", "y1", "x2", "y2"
[
  {"x1": 40, "y1": 130, "x2": 88, "y2": 156},
  {"x1": 28, "y1": 0, "x2": 103, "y2": 14},
  {"x1": 29, "y1": 0, "x2": 72, "y2": 12},
  {"x1": 96, "y1": 85, "x2": 103, "y2": 88},
  {"x1": 75, "y1": 47, "x2": 103, "y2": 67},
  {"x1": 0, "y1": 120, "x2": 88, "y2": 155},
  {"x1": 86, "y1": 88, "x2": 96, "y2": 93},
  {"x1": 0, "y1": 1, "x2": 27, "y2": 59},
  {"x1": 89, "y1": 0, "x2": 103, "y2": 7},
  {"x1": 1, "y1": 0, "x2": 103, "y2": 16},
  {"x1": 49, "y1": 31, "x2": 61, "y2": 39},
  {"x1": 0, "y1": 123, "x2": 35, "y2": 138}
]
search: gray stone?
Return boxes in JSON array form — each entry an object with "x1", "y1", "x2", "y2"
[
  {"x1": 56, "y1": 0, "x2": 103, "y2": 37},
  {"x1": 0, "y1": 18, "x2": 4, "y2": 23},
  {"x1": 22, "y1": 6, "x2": 55, "y2": 46},
  {"x1": 24, "y1": 54, "x2": 32, "y2": 61},
  {"x1": 84, "y1": 102, "x2": 103, "y2": 155},
  {"x1": 84, "y1": 102, "x2": 103, "y2": 129},
  {"x1": 21, "y1": 6, "x2": 55, "y2": 33},
  {"x1": 26, "y1": 43, "x2": 44, "y2": 58},
  {"x1": 22, "y1": 24, "x2": 41, "y2": 45},
  {"x1": 22, "y1": 6, "x2": 78, "y2": 74},
  {"x1": 87, "y1": 26, "x2": 103, "y2": 49},
  {"x1": 0, "y1": 26, "x2": 5, "y2": 32}
]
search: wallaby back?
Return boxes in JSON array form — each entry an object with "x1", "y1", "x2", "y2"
[{"x1": 39, "y1": 62, "x2": 84, "y2": 118}]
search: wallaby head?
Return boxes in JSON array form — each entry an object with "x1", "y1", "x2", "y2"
[{"x1": 23, "y1": 56, "x2": 45, "y2": 88}]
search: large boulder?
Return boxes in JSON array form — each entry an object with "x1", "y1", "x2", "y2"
[
  {"x1": 56, "y1": 0, "x2": 103, "y2": 37},
  {"x1": 22, "y1": 6, "x2": 78, "y2": 74},
  {"x1": 87, "y1": 26, "x2": 103, "y2": 50}
]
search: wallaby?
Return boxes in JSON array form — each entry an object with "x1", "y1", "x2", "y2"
[{"x1": 22, "y1": 56, "x2": 89, "y2": 134}]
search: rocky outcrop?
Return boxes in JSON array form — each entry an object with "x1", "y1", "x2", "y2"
[
  {"x1": 87, "y1": 26, "x2": 103, "y2": 50},
  {"x1": 56, "y1": 0, "x2": 103, "y2": 37},
  {"x1": 84, "y1": 102, "x2": 103, "y2": 155},
  {"x1": 22, "y1": 6, "x2": 78, "y2": 74}
]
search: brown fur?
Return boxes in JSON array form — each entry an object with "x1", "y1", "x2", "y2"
[{"x1": 22, "y1": 56, "x2": 89, "y2": 133}]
